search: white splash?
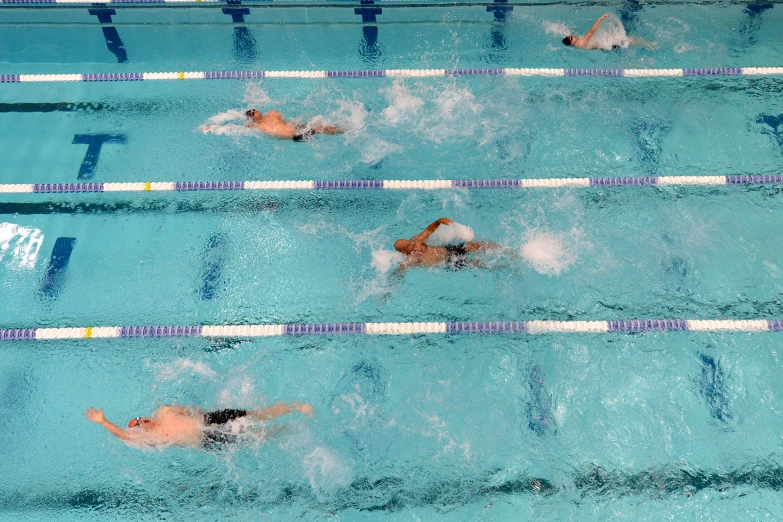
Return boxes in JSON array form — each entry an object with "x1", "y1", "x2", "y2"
[
  {"x1": 420, "y1": 83, "x2": 483, "y2": 143},
  {"x1": 200, "y1": 109, "x2": 256, "y2": 136},
  {"x1": 434, "y1": 83, "x2": 480, "y2": 119},
  {"x1": 337, "y1": 390, "x2": 377, "y2": 420},
  {"x1": 243, "y1": 83, "x2": 275, "y2": 106},
  {"x1": 427, "y1": 221, "x2": 475, "y2": 245},
  {"x1": 674, "y1": 42, "x2": 694, "y2": 54},
  {"x1": 589, "y1": 14, "x2": 631, "y2": 51},
  {"x1": 520, "y1": 231, "x2": 576, "y2": 276},
  {"x1": 422, "y1": 412, "x2": 473, "y2": 461},
  {"x1": 361, "y1": 138, "x2": 402, "y2": 165},
  {"x1": 0, "y1": 223, "x2": 44, "y2": 269},
  {"x1": 216, "y1": 375, "x2": 256, "y2": 408},
  {"x1": 381, "y1": 80, "x2": 425, "y2": 125},
  {"x1": 155, "y1": 358, "x2": 216, "y2": 381},
  {"x1": 332, "y1": 100, "x2": 367, "y2": 138},
  {"x1": 371, "y1": 249, "x2": 405, "y2": 274},
  {"x1": 303, "y1": 447, "x2": 353, "y2": 493},
  {"x1": 544, "y1": 20, "x2": 571, "y2": 37}
]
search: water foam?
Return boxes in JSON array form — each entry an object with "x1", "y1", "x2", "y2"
[
  {"x1": 303, "y1": 446, "x2": 353, "y2": 494},
  {"x1": 377, "y1": 81, "x2": 482, "y2": 143},
  {"x1": 381, "y1": 80, "x2": 425, "y2": 125},
  {"x1": 520, "y1": 231, "x2": 577, "y2": 276},
  {"x1": 216, "y1": 375, "x2": 257, "y2": 409},
  {"x1": 242, "y1": 83, "x2": 275, "y2": 107},
  {"x1": 362, "y1": 138, "x2": 402, "y2": 165},
  {"x1": 200, "y1": 109, "x2": 256, "y2": 136},
  {"x1": 424, "y1": 83, "x2": 483, "y2": 143},
  {"x1": 333, "y1": 99, "x2": 367, "y2": 138},
  {"x1": 544, "y1": 20, "x2": 572, "y2": 37},
  {"x1": 371, "y1": 249, "x2": 405, "y2": 275},
  {"x1": 155, "y1": 358, "x2": 216, "y2": 381},
  {"x1": 589, "y1": 14, "x2": 631, "y2": 51},
  {"x1": 0, "y1": 223, "x2": 44, "y2": 270}
]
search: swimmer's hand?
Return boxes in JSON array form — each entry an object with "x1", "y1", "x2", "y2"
[
  {"x1": 437, "y1": 217, "x2": 455, "y2": 226},
  {"x1": 292, "y1": 402, "x2": 315, "y2": 417},
  {"x1": 85, "y1": 406, "x2": 105, "y2": 423}
]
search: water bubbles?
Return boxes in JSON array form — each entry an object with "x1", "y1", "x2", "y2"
[
  {"x1": 0, "y1": 223, "x2": 44, "y2": 270},
  {"x1": 520, "y1": 231, "x2": 577, "y2": 276}
]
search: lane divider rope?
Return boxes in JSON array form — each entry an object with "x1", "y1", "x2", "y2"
[
  {"x1": 1, "y1": 319, "x2": 780, "y2": 340},
  {"x1": 0, "y1": 175, "x2": 781, "y2": 194},
  {"x1": 1, "y1": 67, "x2": 782, "y2": 84},
  {"x1": 2, "y1": 0, "x2": 221, "y2": 3}
]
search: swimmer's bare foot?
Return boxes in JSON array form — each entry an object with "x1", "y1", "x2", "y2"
[
  {"x1": 261, "y1": 425, "x2": 290, "y2": 439},
  {"x1": 630, "y1": 36, "x2": 658, "y2": 50},
  {"x1": 313, "y1": 125, "x2": 344, "y2": 135},
  {"x1": 291, "y1": 402, "x2": 314, "y2": 417},
  {"x1": 248, "y1": 402, "x2": 314, "y2": 421}
]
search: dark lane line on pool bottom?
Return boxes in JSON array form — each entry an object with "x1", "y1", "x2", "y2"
[
  {"x1": 199, "y1": 232, "x2": 229, "y2": 301},
  {"x1": 0, "y1": 198, "x2": 283, "y2": 215},
  {"x1": 0, "y1": 102, "x2": 109, "y2": 113},
  {"x1": 696, "y1": 350, "x2": 733, "y2": 423},
  {"x1": 4, "y1": 455, "x2": 783, "y2": 512},
  {"x1": 38, "y1": 236, "x2": 76, "y2": 300}
]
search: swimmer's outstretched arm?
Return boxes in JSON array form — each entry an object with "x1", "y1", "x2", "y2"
[
  {"x1": 85, "y1": 406, "x2": 131, "y2": 441},
  {"x1": 249, "y1": 402, "x2": 314, "y2": 421},
  {"x1": 411, "y1": 217, "x2": 455, "y2": 245},
  {"x1": 583, "y1": 13, "x2": 611, "y2": 46}
]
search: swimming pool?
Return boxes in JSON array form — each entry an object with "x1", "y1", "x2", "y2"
[{"x1": 1, "y1": 1, "x2": 783, "y2": 519}]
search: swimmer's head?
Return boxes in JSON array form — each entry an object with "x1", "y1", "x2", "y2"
[
  {"x1": 128, "y1": 416, "x2": 153, "y2": 429},
  {"x1": 394, "y1": 239, "x2": 412, "y2": 254},
  {"x1": 245, "y1": 109, "x2": 262, "y2": 122},
  {"x1": 562, "y1": 35, "x2": 576, "y2": 46}
]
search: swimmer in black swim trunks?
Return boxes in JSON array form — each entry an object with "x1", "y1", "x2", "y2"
[
  {"x1": 244, "y1": 108, "x2": 344, "y2": 141},
  {"x1": 561, "y1": 13, "x2": 655, "y2": 50},
  {"x1": 393, "y1": 217, "x2": 501, "y2": 271},
  {"x1": 85, "y1": 402, "x2": 314, "y2": 449}
]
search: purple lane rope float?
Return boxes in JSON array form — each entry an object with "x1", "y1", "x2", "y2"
[
  {"x1": 0, "y1": 67, "x2": 782, "y2": 84},
  {"x1": 0, "y1": 319, "x2": 780, "y2": 340},
  {"x1": 0, "y1": 175, "x2": 781, "y2": 194}
]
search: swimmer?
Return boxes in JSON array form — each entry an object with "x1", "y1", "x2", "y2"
[
  {"x1": 562, "y1": 13, "x2": 655, "y2": 50},
  {"x1": 393, "y1": 217, "x2": 500, "y2": 271},
  {"x1": 245, "y1": 108, "x2": 344, "y2": 141},
  {"x1": 85, "y1": 402, "x2": 314, "y2": 449}
]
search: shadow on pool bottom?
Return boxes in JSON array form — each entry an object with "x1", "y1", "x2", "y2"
[{"x1": 3, "y1": 457, "x2": 783, "y2": 515}]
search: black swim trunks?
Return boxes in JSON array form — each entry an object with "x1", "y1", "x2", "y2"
[
  {"x1": 292, "y1": 129, "x2": 316, "y2": 142},
  {"x1": 445, "y1": 243, "x2": 470, "y2": 269},
  {"x1": 202, "y1": 409, "x2": 247, "y2": 448}
]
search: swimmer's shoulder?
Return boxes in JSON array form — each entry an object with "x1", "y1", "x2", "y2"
[{"x1": 157, "y1": 404, "x2": 199, "y2": 416}]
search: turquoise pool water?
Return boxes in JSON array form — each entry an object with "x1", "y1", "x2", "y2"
[{"x1": 1, "y1": 2, "x2": 783, "y2": 519}]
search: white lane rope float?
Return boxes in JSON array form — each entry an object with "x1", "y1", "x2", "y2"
[{"x1": 1, "y1": 319, "x2": 781, "y2": 340}]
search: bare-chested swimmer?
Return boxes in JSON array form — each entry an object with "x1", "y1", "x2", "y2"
[
  {"x1": 85, "y1": 402, "x2": 313, "y2": 449},
  {"x1": 393, "y1": 218, "x2": 500, "y2": 271},
  {"x1": 562, "y1": 13, "x2": 654, "y2": 50},
  {"x1": 245, "y1": 108, "x2": 344, "y2": 141}
]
